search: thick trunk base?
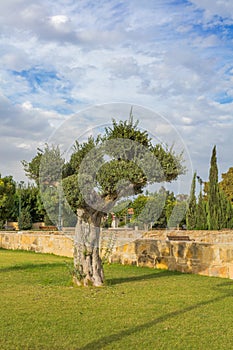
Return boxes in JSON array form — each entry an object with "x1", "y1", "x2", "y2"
[
  {"x1": 73, "y1": 209, "x2": 104, "y2": 287},
  {"x1": 73, "y1": 246, "x2": 104, "y2": 287}
]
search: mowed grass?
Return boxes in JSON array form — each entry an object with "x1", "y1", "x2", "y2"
[{"x1": 0, "y1": 249, "x2": 233, "y2": 350}]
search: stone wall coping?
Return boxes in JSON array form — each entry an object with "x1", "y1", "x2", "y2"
[{"x1": 0, "y1": 231, "x2": 74, "y2": 240}]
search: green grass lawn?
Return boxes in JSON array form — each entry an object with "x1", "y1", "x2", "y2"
[{"x1": 0, "y1": 249, "x2": 233, "y2": 350}]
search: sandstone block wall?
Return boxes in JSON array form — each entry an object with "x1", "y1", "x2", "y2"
[
  {"x1": 143, "y1": 229, "x2": 233, "y2": 243},
  {"x1": 110, "y1": 239, "x2": 233, "y2": 279},
  {"x1": 0, "y1": 231, "x2": 73, "y2": 258},
  {"x1": 1, "y1": 230, "x2": 233, "y2": 279}
]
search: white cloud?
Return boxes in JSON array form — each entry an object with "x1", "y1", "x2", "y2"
[
  {"x1": 182, "y1": 117, "x2": 193, "y2": 125},
  {"x1": 21, "y1": 101, "x2": 33, "y2": 110},
  {"x1": 50, "y1": 15, "x2": 69, "y2": 26},
  {"x1": 0, "y1": 0, "x2": 232, "y2": 190},
  {"x1": 191, "y1": 0, "x2": 233, "y2": 20},
  {"x1": 17, "y1": 142, "x2": 31, "y2": 150}
]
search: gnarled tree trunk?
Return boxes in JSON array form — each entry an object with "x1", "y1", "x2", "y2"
[{"x1": 73, "y1": 208, "x2": 104, "y2": 287}]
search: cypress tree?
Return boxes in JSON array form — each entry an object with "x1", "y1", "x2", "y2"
[
  {"x1": 18, "y1": 206, "x2": 32, "y2": 230},
  {"x1": 226, "y1": 201, "x2": 233, "y2": 229},
  {"x1": 218, "y1": 191, "x2": 228, "y2": 229},
  {"x1": 186, "y1": 172, "x2": 197, "y2": 230},
  {"x1": 196, "y1": 190, "x2": 207, "y2": 230},
  {"x1": 221, "y1": 192, "x2": 233, "y2": 229},
  {"x1": 207, "y1": 146, "x2": 221, "y2": 230}
]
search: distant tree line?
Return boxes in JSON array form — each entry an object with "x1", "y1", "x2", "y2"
[
  {"x1": 186, "y1": 146, "x2": 233, "y2": 230},
  {"x1": 0, "y1": 172, "x2": 76, "y2": 230},
  {"x1": 105, "y1": 188, "x2": 187, "y2": 230},
  {"x1": 0, "y1": 176, "x2": 44, "y2": 230},
  {"x1": 1, "y1": 145, "x2": 233, "y2": 231}
]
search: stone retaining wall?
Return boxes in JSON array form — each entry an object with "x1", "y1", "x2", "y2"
[
  {"x1": 0, "y1": 231, "x2": 73, "y2": 258},
  {"x1": 110, "y1": 239, "x2": 233, "y2": 279},
  {"x1": 1, "y1": 230, "x2": 233, "y2": 279}
]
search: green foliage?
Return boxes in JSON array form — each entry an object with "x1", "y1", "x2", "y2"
[
  {"x1": 22, "y1": 145, "x2": 66, "y2": 226},
  {"x1": 112, "y1": 199, "x2": 131, "y2": 227},
  {"x1": 44, "y1": 213, "x2": 54, "y2": 226},
  {"x1": 38, "y1": 145, "x2": 65, "y2": 227},
  {"x1": 23, "y1": 117, "x2": 185, "y2": 222},
  {"x1": 23, "y1": 144, "x2": 64, "y2": 188},
  {"x1": 18, "y1": 185, "x2": 44, "y2": 223},
  {"x1": 62, "y1": 137, "x2": 100, "y2": 177},
  {"x1": 17, "y1": 122, "x2": 233, "y2": 234},
  {"x1": 131, "y1": 194, "x2": 148, "y2": 218},
  {"x1": 190, "y1": 147, "x2": 233, "y2": 231},
  {"x1": 133, "y1": 192, "x2": 165, "y2": 229},
  {"x1": 168, "y1": 200, "x2": 186, "y2": 229},
  {"x1": 62, "y1": 174, "x2": 82, "y2": 212},
  {"x1": 62, "y1": 213, "x2": 77, "y2": 227},
  {"x1": 97, "y1": 159, "x2": 146, "y2": 199},
  {"x1": 18, "y1": 206, "x2": 32, "y2": 230},
  {"x1": 22, "y1": 116, "x2": 186, "y2": 285},
  {"x1": 62, "y1": 116, "x2": 185, "y2": 215},
  {"x1": 102, "y1": 213, "x2": 113, "y2": 228},
  {"x1": 196, "y1": 191, "x2": 208, "y2": 230},
  {"x1": 220, "y1": 167, "x2": 233, "y2": 204},
  {"x1": 164, "y1": 191, "x2": 177, "y2": 227},
  {"x1": 112, "y1": 188, "x2": 180, "y2": 230},
  {"x1": 103, "y1": 113, "x2": 151, "y2": 147},
  {"x1": 153, "y1": 144, "x2": 185, "y2": 182},
  {"x1": 218, "y1": 191, "x2": 233, "y2": 229},
  {"x1": 39, "y1": 144, "x2": 64, "y2": 186},
  {"x1": 226, "y1": 201, "x2": 233, "y2": 229},
  {"x1": 22, "y1": 152, "x2": 42, "y2": 185},
  {"x1": 113, "y1": 199, "x2": 132, "y2": 217},
  {"x1": 207, "y1": 146, "x2": 221, "y2": 230},
  {"x1": 0, "y1": 174, "x2": 16, "y2": 223},
  {"x1": 186, "y1": 172, "x2": 197, "y2": 230}
]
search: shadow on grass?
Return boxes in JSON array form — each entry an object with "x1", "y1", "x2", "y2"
[
  {"x1": 0, "y1": 262, "x2": 66, "y2": 273},
  {"x1": 106, "y1": 269, "x2": 182, "y2": 286},
  {"x1": 78, "y1": 291, "x2": 233, "y2": 350}
]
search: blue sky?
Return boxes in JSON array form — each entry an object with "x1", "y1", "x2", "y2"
[{"x1": 0, "y1": 0, "x2": 233, "y2": 194}]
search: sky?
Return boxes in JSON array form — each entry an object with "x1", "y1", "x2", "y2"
[{"x1": 0, "y1": 0, "x2": 233, "y2": 195}]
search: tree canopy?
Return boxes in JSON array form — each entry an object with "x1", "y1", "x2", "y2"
[
  {"x1": 220, "y1": 167, "x2": 233, "y2": 204},
  {"x1": 23, "y1": 116, "x2": 186, "y2": 286},
  {"x1": 0, "y1": 174, "x2": 16, "y2": 227},
  {"x1": 62, "y1": 117, "x2": 186, "y2": 217}
]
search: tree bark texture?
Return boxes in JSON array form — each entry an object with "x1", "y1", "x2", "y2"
[{"x1": 73, "y1": 209, "x2": 104, "y2": 287}]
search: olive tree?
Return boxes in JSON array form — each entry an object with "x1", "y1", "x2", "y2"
[
  {"x1": 24, "y1": 116, "x2": 185, "y2": 287},
  {"x1": 63, "y1": 117, "x2": 185, "y2": 286}
]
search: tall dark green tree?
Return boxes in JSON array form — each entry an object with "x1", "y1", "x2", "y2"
[
  {"x1": 17, "y1": 185, "x2": 44, "y2": 223},
  {"x1": 226, "y1": 200, "x2": 233, "y2": 229},
  {"x1": 18, "y1": 206, "x2": 32, "y2": 230},
  {"x1": 207, "y1": 146, "x2": 221, "y2": 230},
  {"x1": 186, "y1": 172, "x2": 197, "y2": 229},
  {"x1": 196, "y1": 191, "x2": 207, "y2": 230},
  {"x1": 218, "y1": 190, "x2": 233, "y2": 229},
  {"x1": 23, "y1": 144, "x2": 65, "y2": 228},
  {"x1": 0, "y1": 174, "x2": 17, "y2": 227},
  {"x1": 164, "y1": 191, "x2": 176, "y2": 227},
  {"x1": 22, "y1": 152, "x2": 42, "y2": 186}
]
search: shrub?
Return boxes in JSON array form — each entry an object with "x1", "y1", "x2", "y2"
[{"x1": 18, "y1": 207, "x2": 32, "y2": 230}]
